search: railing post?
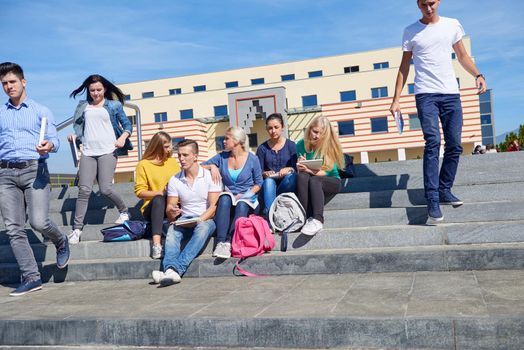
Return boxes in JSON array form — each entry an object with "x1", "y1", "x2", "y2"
[{"x1": 124, "y1": 102, "x2": 143, "y2": 161}]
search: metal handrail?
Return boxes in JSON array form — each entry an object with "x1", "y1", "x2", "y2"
[{"x1": 55, "y1": 101, "x2": 143, "y2": 163}]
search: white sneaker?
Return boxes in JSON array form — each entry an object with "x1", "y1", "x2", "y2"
[
  {"x1": 115, "y1": 211, "x2": 130, "y2": 224},
  {"x1": 68, "y1": 229, "x2": 82, "y2": 245},
  {"x1": 301, "y1": 218, "x2": 323, "y2": 236},
  {"x1": 160, "y1": 268, "x2": 181, "y2": 286},
  {"x1": 213, "y1": 242, "x2": 231, "y2": 259},
  {"x1": 151, "y1": 270, "x2": 164, "y2": 284},
  {"x1": 151, "y1": 244, "x2": 163, "y2": 259}
]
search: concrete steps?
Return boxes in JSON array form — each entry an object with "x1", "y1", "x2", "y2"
[
  {"x1": 1, "y1": 152, "x2": 523, "y2": 348},
  {"x1": 0, "y1": 270, "x2": 523, "y2": 349}
]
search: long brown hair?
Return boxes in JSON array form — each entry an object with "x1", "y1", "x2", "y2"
[
  {"x1": 304, "y1": 115, "x2": 344, "y2": 171},
  {"x1": 142, "y1": 132, "x2": 172, "y2": 162}
]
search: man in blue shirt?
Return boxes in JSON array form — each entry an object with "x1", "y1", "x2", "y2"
[{"x1": 0, "y1": 62, "x2": 70, "y2": 296}]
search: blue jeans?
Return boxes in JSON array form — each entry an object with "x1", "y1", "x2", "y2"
[
  {"x1": 415, "y1": 93, "x2": 463, "y2": 201},
  {"x1": 214, "y1": 195, "x2": 257, "y2": 243},
  {"x1": 262, "y1": 172, "x2": 297, "y2": 214},
  {"x1": 162, "y1": 219, "x2": 215, "y2": 275},
  {"x1": 0, "y1": 162, "x2": 65, "y2": 281}
]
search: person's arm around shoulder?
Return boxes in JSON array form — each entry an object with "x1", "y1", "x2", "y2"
[
  {"x1": 453, "y1": 39, "x2": 487, "y2": 94},
  {"x1": 389, "y1": 51, "x2": 413, "y2": 117},
  {"x1": 201, "y1": 152, "x2": 223, "y2": 184}
]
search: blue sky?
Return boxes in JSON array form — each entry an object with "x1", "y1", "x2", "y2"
[{"x1": 2, "y1": 0, "x2": 523, "y2": 173}]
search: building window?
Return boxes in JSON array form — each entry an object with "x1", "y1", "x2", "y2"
[
  {"x1": 142, "y1": 91, "x2": 154, "y2": 99},
  {"x1": 193, "y1": 85, "x2": 206, "y2": 92},
  {"x1": 344, "y1": 65, "x2": 359, "y2": 74},
  {"x1": 479, "y1": 90, "x2": 494, "y2": 146},
  {"x1": 456, "y1": 78, "x2": 460, "y2": 88},
  {"x1": 215, "y1": 136, "x2": 225, "y2": 151},
  {"x1": 154, "y1": 112, "x2": 167, "y2": 123},
  {"x1": 338, "y1": 120, "x2": 355, "y2": 136},
  {"x1": 128, "y1": 115, "x2": 136, "y2": 125},
  {"x1": 281, "y1": 74, "x2": 295, "y2": 81},
  {"x1": 214, "y1": 105, "x2": 228, "y2": 117},
  {"x1": 171, "y1": 137, "x2": 185, "y2": 151},
  {"x1": 481, "y1": 114, "x2": 492, "y2": 125},
  {"x1": 371, "y1": 86, "x2": 388, "y2": 98},
  {"x1": 225, "y1": 81, "x2": 238, "y2": 88},
  {"x1": 248, "y1": 133, "x2": 258, "y2": 147},
  {"x1": 373, "y1": 62, "x2": 389, "y2": 70},
  {"x1": 308, "y1": 70, "x2": 323, "y2": 78},
  {"x1": 124, "y1": 94, "x2": 131, "y2": 101},
  {"x1": 340, "y1": 90, "x2": 357, "y2": 102},
  {"x1": 302, "y1": 95, "x2": 318, "y2": 107},
  {"x1": 180, "y1": 109, "x2": 194, "y2": 120},
  {"x1": 371, "y1": 117, "x2": 388, "y2": 133},
  {"x1": 409, "y1": 114, "x2": 421, "y2": 130},
  {"x1": 251, "y1": 78, "x2": 265, "y2": 85},
  {"x1": 169, "y1": 88, "x2": 182, "y2": 95},
  {"x1": 410, "y1": 58, "x2": 414, "y2": 65},
  {"x1": 408, "y1": 83, "x2": 415, "y2": 94},
  {"x1": 452, "y1": 52, "x2": 456, "y2": 59}
]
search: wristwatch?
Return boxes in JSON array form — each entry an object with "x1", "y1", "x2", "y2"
[{"x1": 475, "y1": 74, "x2": 485, "y2": 80}]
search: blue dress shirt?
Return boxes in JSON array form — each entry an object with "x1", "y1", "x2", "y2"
[
  {"x1": 256, "y1": 138, "x2": 297, "y2": 173},
  {"x1": 0, "y1": 98, "x2": 59, "y2": 161}
]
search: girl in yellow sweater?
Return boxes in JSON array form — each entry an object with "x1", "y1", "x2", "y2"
[{"x1": 134, "y1": 132, "x2": 180, "y2": 259}]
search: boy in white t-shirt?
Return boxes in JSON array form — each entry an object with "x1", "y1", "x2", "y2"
[
  {"x1": 390, "y1": 0, "x2": 487, "y2": 224},
  {"x1": 151, "y1": 140, "x2": 221, "y2": 286}
]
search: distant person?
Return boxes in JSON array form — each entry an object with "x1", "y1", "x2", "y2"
[
  {"x1": 390, "y1": 0, "x2": 487, "y2": 224},
  {"x1": 472, "y1": 145, "x2": 483, "y2": 155},
  {"x1": 485, "y1": 144, "x2": 497, "y2": 153},
  {"x1": 256, "y1": 113, "x2": 297, "y2": 218},
  {"x1": 296, "y1": 115, "x2": 344, "y2": 236},
  {"x1": 67, "y1": 74, "x2": 133, "y2": 244},
  {"x1": 202, "y1": 126, "x2": 263, "y2": 259},
  {"x1": 134, "y1": 132, "x2": 180, "y2": 259},
  {"x1": 152, "y1": 140, "x2": 220, "y2": 285},
  {"x1": 0, "y1": 62, "x2": 70, "y2": 296},
  {"x1": 507, "y1": 139, "x2": 520, "y2": 152}
]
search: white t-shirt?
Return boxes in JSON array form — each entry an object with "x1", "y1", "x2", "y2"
[
  {"x1": 402, "y1": 16, "x2": 465, "y2": 94},
  {"x1": 82, "y1": 105, "x2": 116, "y2": 156},
  {"x1": 167, "y1": 166, "x2": 222, "y2": 217}
]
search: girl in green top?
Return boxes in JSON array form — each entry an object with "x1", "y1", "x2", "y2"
[{"x1": 296, "y1": 115, "x2": 344, "y2": 236}]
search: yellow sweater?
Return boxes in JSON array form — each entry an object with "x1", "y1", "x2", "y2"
[{"x1": 134, "y1": 157, "x2": 181, "y2": 214}]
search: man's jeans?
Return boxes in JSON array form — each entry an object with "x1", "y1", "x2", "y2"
[
  {"x1": 415, "y1": 93, "x2": 463, "y2": 201},
  {"x1": 0, "y1": 162, "x2": 65, "y2": 281},
  {"x1": 162, "y1": 219, "x2": 215, "y2": 275},
  {"x1": 262, "y1": 172, "x2": 297, "y2": 213}
]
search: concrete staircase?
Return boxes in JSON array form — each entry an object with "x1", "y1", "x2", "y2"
[{"x1": 1, "y1": 151, "x2": 523, "y2": 349}]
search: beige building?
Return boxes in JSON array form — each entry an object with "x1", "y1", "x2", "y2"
[{"x1": 115, "y1": 37, "x2": 494, "y2": 182}]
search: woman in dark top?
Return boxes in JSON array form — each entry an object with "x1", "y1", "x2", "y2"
[{"x1": 256, "y1": 113, "x2": 297, "y2": 217}]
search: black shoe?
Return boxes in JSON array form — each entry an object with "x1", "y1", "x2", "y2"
[
  {"x1": 56, "y1": 236, "x2": 70, "y2": 269},
  {"x1": 10, "y1": 278, "x2": 42, "y2": 297},
  {"x1": 427, "y1": 200, "x2": 444, "y2": 225},
  {"x1": 439, "y1": 191, "x2": 464, "y2": 206}
]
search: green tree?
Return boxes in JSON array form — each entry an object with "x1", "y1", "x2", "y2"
[{"x1": 497, "y1": 125, "x2": 523, "y2": 152}]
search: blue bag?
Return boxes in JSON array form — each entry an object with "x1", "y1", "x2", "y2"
[{"x1": 100, "y1": 220, "x2": 147, "y2": 242}]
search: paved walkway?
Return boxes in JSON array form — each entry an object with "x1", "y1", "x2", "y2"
[{"x1": 1, "y1": 270, "x2": 523, "y2": 321}]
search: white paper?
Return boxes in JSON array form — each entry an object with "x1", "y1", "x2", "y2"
[
  {"x1": 299, "y1": 158, "x2": 323, "y2": 170},
  {"x1": 39, "y1": 117, "x2": 47, "y2": 145},
  {"x1": 394, "y1": 111, "x2": 404, "y2": 135}
]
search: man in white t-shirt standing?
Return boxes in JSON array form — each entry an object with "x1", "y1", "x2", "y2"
[
  {"x1": 390, "y1": 0, "x2": 487, "y2": 224},
  {"x1": 151, "y1": 139, "x2": 221, "y2": 286}
]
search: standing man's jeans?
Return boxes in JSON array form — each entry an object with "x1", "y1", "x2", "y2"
[
  {"x1": 0, "y1": 162, "x2": 65, "y2": 282},
  {"x1": 162, "y1": 219, "x2": 215, "y2": 275},
  {"x1": 415, "y1": 93, "x2": 463, "y2": 201},
  {"x1": 262, "y1": 172, "x2": 297, "y2": 214}
]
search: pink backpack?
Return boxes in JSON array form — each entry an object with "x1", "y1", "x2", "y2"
[{"x1": 232, "y1": 215, "x2": 275, "y2": 276}]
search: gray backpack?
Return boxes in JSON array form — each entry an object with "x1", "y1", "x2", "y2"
[{"x1": 269, "y1": 193, "x2": 306, "y2": 251}]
